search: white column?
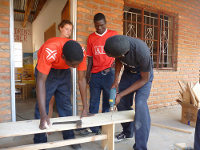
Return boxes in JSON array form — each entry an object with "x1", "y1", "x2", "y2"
[
  {"x1": 71, "y1": 0, "x2": 77, "y2": 116},
  {"x1": 10, "y1": 0, "x2": 16, "y2": 122}
]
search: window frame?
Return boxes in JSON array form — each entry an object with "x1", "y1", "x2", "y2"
[{"x1": 123, "y1": 3, "x2": 178, "y2": 70}]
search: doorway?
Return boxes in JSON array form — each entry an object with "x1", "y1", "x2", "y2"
[{"x1": 13, "y1": 0, "x2": 72, "y2": 121}]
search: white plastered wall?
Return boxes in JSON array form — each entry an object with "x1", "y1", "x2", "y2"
[
  {"x1": 32, "y1": 0, "x2": 67, "y2": 51},
  {"x1": 14, "y1": 21, "x2": 33, "y2": 53}
]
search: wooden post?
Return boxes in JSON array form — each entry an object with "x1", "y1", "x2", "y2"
[{"x1": 102, "y1": 124, "x2": 115, "y2": 150}]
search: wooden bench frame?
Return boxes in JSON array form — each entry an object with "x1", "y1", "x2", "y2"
[{"x1": 0, "y1": 110, "x2": 134, "y2": 150}]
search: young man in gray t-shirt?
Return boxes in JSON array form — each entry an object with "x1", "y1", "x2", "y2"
[{"x1": 104, "y1": 35, "x2": 154, "y2": 150}]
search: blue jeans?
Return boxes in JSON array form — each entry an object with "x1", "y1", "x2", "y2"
[
  {"x1": 34, "y1": 68, "x2": 74, "y2": 143},
  {"x1": 117, "y1": 70, "x2": 153, "y2": 150},
  {"x1": 194, "y1": 109, "x2": 200, "y2": 150},
  {"x1": 89, "y1": 68, "x2": 114, "y2": 133}
]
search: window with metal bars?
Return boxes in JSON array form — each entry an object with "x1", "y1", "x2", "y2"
[{"x1": 123, "y1": 6, "x2": 176, "y2": 69}]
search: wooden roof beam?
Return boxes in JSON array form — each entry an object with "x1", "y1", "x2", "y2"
[
  {"x1": 14, "y1": 9, "x2": 35, "y2": 15},
  {"x1": 22, "y1": 0, "x2": 35, "y2": 27},
  {"x1": 33, "y1": 0, "x2": 47, "y2": 21}
]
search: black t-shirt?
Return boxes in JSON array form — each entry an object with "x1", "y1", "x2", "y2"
[{"x1": 118, "y1": 36, "x2": 153, "y2": 73}]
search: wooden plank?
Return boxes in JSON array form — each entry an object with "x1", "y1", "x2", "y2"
[
  {"x1": 22, "y1": 0, "x2": 35, "y2": 27},
  {"x1": 5, "y1": 135, "x2": 107, "y2": 150},
  {"x1": 178, "y1": 80, "x2": 186, "y2": 93},
  {"x1": 174, "y1": 143, "x2": 192, "y2": 150},
  {"x1": 61, "y1": 0, "x2": 70, "y2": 21},
  {"x1": 178, "y1": 94, "x2": 183, "y2": 102},
  {"x1": 102, "y1": 124, "x2": 115, "y2": 150},
  {"x1": 14, "y1": 9, "x2": 35, "y2": 15},
  {"x1": 192, "y1": 82, "x2": 200, "y2": 105},
  {"x1": 182, "y1": 85, "x2": 191, "y2": 104},
  {"x1": 187, "y1": 83, "x2": 197, "y2": 106},
  {"x1": 178, "y1": 80, "x2": 191, "y2": 104},
  {"x1": 33, "y1": 0, "x2": 47, "y2": 21},
  {"x1": 0, "y1": 110, "x2": 134, "y2": 138},
  {"x1": 152, "y1": 123, "x2": 192, "y2": 134}
]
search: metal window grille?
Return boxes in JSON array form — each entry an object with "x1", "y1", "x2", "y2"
[{"x1": 123, "y1": 7, "x2": 175, "y2": 69}]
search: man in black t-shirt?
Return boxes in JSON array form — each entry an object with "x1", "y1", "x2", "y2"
[{"x1": 104, "y1": 35, "x2": 154, "y2": 150}]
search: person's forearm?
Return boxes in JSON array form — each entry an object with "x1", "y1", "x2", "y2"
[
  {"x1": 114, "y1": 59, "x2": 123, "y2": 83},
  {"x1": 36, "y1": 78, "x2": 47, "y2": 118},
  {"x1": 78, "y1": 70, "x2": 88, "y2": 109},
  {"x1": 87, "y1": 64, "x2": 92, "y2": 75},
  {"x1": 36, "y1": 72, "x2": 48, "y2": 118},
  {"x1": 78, "y1": 78, "x2": 87, "y2": 109},
  {"x1": 86, "y1": 57, "x2": 93, "y2": 80}
]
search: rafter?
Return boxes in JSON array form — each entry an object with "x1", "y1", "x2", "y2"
[
  {"x1": 33, "y1": 0, "x2": 47, "y2": 21},
  {"x1": 14, "y1": 9, "x2": 35, "y2": 15},
  {"x1": 22, "y1": 0, "x2": 35, "y2": 27}
]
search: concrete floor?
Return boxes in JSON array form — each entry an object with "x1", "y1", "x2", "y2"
[{"x1": 0, "y1": 99, "x2": 195, "y2": 150}]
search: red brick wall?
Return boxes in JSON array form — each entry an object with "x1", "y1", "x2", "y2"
[
  {"x1": 0, "y1": 0, "x2": 11, "y2": 122},
  {"x1": 126, "y1": 0, "x2": 200, "y2": 109},
  {"x1": 76, "y1": 0, "x2": 124, "y2": 47},
  {"x1": 76, "y1": 0, "x2": 200, "y2": 112}
]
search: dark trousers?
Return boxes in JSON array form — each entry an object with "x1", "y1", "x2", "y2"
[
  {"x1": 33, "y1": 68, "x2": 74, "y2": 143},
  {"x1": 89, "y1": 68, "x2": 114, "y2": 133},
  {"x1": 117, "y1": 70, "x2": 153, "y2": 150},
  {"x1": 194, "y1": 109, "x2": 200, "y2": 150}
]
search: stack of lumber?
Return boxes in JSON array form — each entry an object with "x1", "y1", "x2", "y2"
[{"x1": 177, "y1": 80, "x2": 200, "y2": 107}]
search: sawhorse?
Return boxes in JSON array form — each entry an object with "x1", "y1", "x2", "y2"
[{"x1": 0, "y1": 110, "x2": 134, "y2": 150}]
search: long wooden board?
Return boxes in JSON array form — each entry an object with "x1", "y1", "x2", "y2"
[
  {"x1": 5, "y1": 135, "x2": 107, "y2": 150},
  {"x1": 0, "y1": 110, "x2": 134, "y2": 138},
  {"x1": 192, "y1": 82, "x2": 200, "y2": 104},
  {"x1": 152, "y1": 123, "x2": 192, "y2": 134}
]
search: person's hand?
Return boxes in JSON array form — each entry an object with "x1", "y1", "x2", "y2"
[
  {"x1": 115, "y1": 93, "x2": 122, "y2": 106},
  {"x1": 81, "y1": 108, "x2": 94, "y2": 118},
  {"x1": 111, "y1": 81, "x2": 118, "y2": 89},
  {"x1": 39, "y1": 115, "x2": 50, "y2": 130},
  {"x1": 111, "y1": 62, "x2": 115, "y2": 68}
]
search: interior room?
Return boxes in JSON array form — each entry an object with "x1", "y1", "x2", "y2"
[{"x1": 14, "y1": 0, "x2": 70, "y2": 120}]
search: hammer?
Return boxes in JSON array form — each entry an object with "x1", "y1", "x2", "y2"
[{"x1": 52, "y1": 120, "x2": 82, "y2": 128}]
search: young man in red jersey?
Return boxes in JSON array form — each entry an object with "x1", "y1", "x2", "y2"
[
  {"x1": 86, "y1": 13, "x2": 117, "y2": 134},
  {"x1": 34, "y1": 38, "x2": 89, "y2": 150}
]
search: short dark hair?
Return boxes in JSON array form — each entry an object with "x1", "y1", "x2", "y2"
[
  {"x1": 94, "y1": 13, "x2": 106, "y2": 23},
  {"x1": 63, "y1": 40, "x2": 83, "y2": 62},
  {"x1": 58, "y1": 20, "x2": 73, "y2": 30}
]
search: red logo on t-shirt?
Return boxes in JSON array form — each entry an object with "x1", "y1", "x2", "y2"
[
  {"x1": 94, "y1": 46, "x2": 105, "y2": 55},
  {"x1": 45, "y1": 48, "x2": 57, "y2": 62}
]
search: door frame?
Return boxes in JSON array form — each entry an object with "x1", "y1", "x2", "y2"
[
  {"x1": 10, "y1": 0, "x2": 79, "y2": 121},
  {"x1": 71, "y1": 0, "x2": 78, "y2": 116},
  {"x1": 10, "y1": 0, "x2": 16, "y2": 122}
]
